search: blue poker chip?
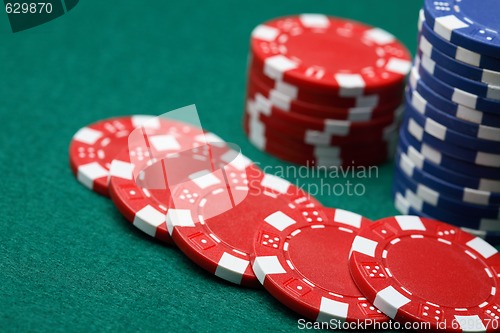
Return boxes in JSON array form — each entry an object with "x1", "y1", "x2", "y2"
[
  {"x1": 418, "y1": 34, "x2": 500, "y2": 86},
  {"x1": 423, "y1": 0, "x2": 500, "y2": 59},
  {"x1": 418, "y1": 10, "x2": 500, "y2": 72},
  {"x1": 408, "y1": 67, "x2": 500, "y2": 127},
  {"x1": 393, "y1": 177, "x2": 500, "y2": 229},
  {"x1": 393, "y1": 191, "x2": 500, "y2": 245},
  {"x1": 404, "y1": 94, "x2": 500, "y2": 153},
  {"x1": 394, "y1": 155, "x2": 500, "y2": 217},
  {"x1": 403, "y1": 115, "x2": 500, "y2": 167},
  {"x1": 397, "y1": 144, "x2": 500, "y2": 193},
  {"x1": 406, "y1": 87, "x2": 500, "y2": 142},
  {"x1": 416, "y1": 58, "x2": 500, "y2": 115},
  {"x1": 400, "y1": 123, "x2": 500, "y2": 180},
  {"x1": 418, "y1": 52, "x2": 500, "y2": 101}
]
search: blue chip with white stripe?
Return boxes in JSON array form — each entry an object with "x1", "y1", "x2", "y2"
[
  {"x1": 400, "y1": 123, "x2": 500, "y2": 180},
  {"x1": 418, "y1": 52, "x2": 500, "y2": 101},
  {"x1": 423, "y1": 0, "x2": 500, "y2": 59},
  {"x1": 418, "y1": 33, "x2": 500, "y2": 86},
  {"x1": 418, "y1": 10, "x2": 500, "y2": 72},
  {"x1": 406, "y1": 87, "x2": 500, "y2": 142},
  {"x1": 416, "y1": 58, "x2": 500, "y2": 115},
  {"x1": 408, "y1": 67, "x2": 500, "y2": 127},
  {"x1": 395, "y1": 154, "x2": 500, "y2": 217},
  {"x1": 404, "y1": 95, "x2": 500, "y2": 153}
]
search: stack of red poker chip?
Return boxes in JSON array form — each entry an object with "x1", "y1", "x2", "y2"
[{"x1": 243, "y1": 14, "x2": 412, "y2": 167}]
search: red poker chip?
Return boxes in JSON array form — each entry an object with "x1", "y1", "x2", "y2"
[
  {"x1": 250, "y1": 14, "x2": 411, "y2": 96},
  {"x1": 247, "y1": 93, "x2": 403, "y2": 136},
  {"x1": 247, "y1": 72, "x2": 402, "y2": 122},
  {"x1": 251, "y1": 207, "x2": 389, "y2": 323},
  {"x1": 166, "y1": 165, "x2": 323, "y2": 287},
  {"x1": 69, "y1": 115, "x2": 178, "y2": 196},
  {"x1": 244, "y1": 119, "x2": 395, "y2": 161},
  {"x1": 250, "y1": 59, "x2": 405, "y2": 108},
  {"x1": 245, "y1": 100, "x2": 400, "y2": 146},
  {"x1": 108, "y1": 119, "x2": 231, "y2": 244},
  {"x1": 349, "y1": 216, "x2": 500, "y2": 332}
]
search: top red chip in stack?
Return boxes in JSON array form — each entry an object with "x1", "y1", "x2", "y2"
[{"x1": 244, "y1": 14, "x2": 411, "y2": 167}]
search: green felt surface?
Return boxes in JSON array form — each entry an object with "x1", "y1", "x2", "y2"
[{"x1": 0, "y1": 1, "x2": 425, "y2": 332}]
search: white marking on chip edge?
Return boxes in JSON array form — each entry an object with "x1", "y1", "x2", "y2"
[
  {"x1": 215, "y1": 252, "x2": 249, "y2": 285},
  {"x1": 265, "y1": 211, "x2": 296, "y2": 232},
  {"x1": 131, "y1": 115, "x2": 158, "y2": 128},
  {"x1": 350, "y1": 236, "x2": 377, "y2": 258},
  {"x1": 269, "y1": 89, "x2": 291, "y2": 111},
  {"x1": 365, "y1": 28, "x2": 395, "y2": 44},
  {"x1": 261, "y1": 174, "x2": 290, "y2": 194},
  {"x1": 411, "y1": 91, "x2": 427, "y2": 114},
  {"x1": 386, "y1": 58, "x2": 411, "y2": 75},
  {"x1": 420, "y1": 54, "x2": 435, "y2": 74},
  {"x1": 335, "y1": 74, "x2": 365, "y2": 92},
  {"x1": 251, "y1": 24, "x2": 279, "y2": 41},
  {"x1": 395, "y1": 215, "x2": 426, "y2": 231},
  {"x1": 421, "y1": 144, "x2": 442, "y2": 164},
  {"x1": 434, "y1": 15, "x2": 469, "y2": 41},
  {"x1": 373, "y1": 286, "x2": 411, "y2": 319},
  {"x1": 395, "y1": 193, "x2": 410, "y2": 215},
  {"x1": 456, "y1": 104, "x2": 483, "y2": 124},
  {"x1": 416, "y1": 184, "x2": 439, "y2": 206},
  {"x1": 466, "y1": 237, "x2": 498, "y2": 260},
  {"x1": 252, "y1": 256, "x2": 286, "y2": 284},
  {"x1": 316, "y1": 297, "x2": 349, "y2": 322},
  {"x1": 299, "y1": 14, "x2": 329, "y2": 28},
  {"x1": 78, "y1": 162, "x2": 109, "y2": 189},
  {"x1": 408, "y1": 119, "x2": 424, "y2": 141},
  {"x1": 476, "y1": 152, "x2": 500, "y2": 168},
  {"x1": 452, "y1": 89, "x2": 477, "y2": 109},
  {"x1": 134, "y1": 205, "x2": 166, "y2": 237},
  {"x1": 166, "y1": 209, "x2": 194, "y2": 234},
  {"x1": 148, "y1": 134, "x2": 181, "y2": 152},
  {"x1": 334, "y1": 209, "x2": 363, "y2": 229},
  {"x1": 399, "y1": 154, "x2": 415, "y2": 178},
  {"x1": 419, "y1": 35, "x2": 433, "y2": 56},
  {"x1": 463, "y1": 188, "x2": 491, "y2": 206},
  {"x1": 324, "y1": 120, "x2": 350, "y2": 136},
  {"x1": 109, "y1": 160, "x2": 134, "y2": 180},
  {"x1": 264, "y1": 55, "x2": 298, "y2": 80},
  {"x1": 454, "y1": 315, "x2": 486, "y2": 332},
  {"x1": 456, "y1": 46, "x2": 481, "y2": 67},
  {"x1": 74, "y1": 127, "x2": 103, "y2": 145},
  {"x1": 189, "y1": 170, "x2": 221, "y2": 189},
  {"x1": 425, "y1": 118, "x2": 447, "y2": 141},
  {"x1": 275, "y1": 80, "x2": 298, "y2": 99}
]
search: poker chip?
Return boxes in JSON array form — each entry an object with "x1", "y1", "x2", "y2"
[
  {"x1": 69, "y1": 115, "x2": 170, "y2": 196},
  {"x1": 108, "y1": 119, "x2": 232, "y2": 244},
  {"x1": 418, "y1": 35, "x2": 500, "y2": 86},
  {"x1": 423, "y1": 0, "x2": 500, "y2": 59},
  {"x1": 418, "y1": 9, "x2": 500, "y2": 72},
  {"x1": 349, "y1": 215, "x2": 500, "y2": 332},
  {"x1": 167, "y1": 170, "x2": 323, "y2": 287},
  {"x1": 408, "y1": 68, "x2": 500, "y2": 127},
  {"x1": 395, "y1": 4, "x2": 500, "y2": 246},
  {"x1": 406, "y1": 87, "x2": 500, "y2": 142},
  {"x1": 252, "y1": 207, "x2": 389, "y2": 323},
  {"x1": 393, "y1": 192, "x2": 500, "y2": 244},
  {"x1": 243, "y1": 14, "x2": 409, "y2": 167}
]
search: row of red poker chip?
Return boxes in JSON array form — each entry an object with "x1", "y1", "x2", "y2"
[
  {"x1": 244, "y1": 114, "x2": 395, "y2": 164},
  {"x1": 70, "y1": 117, "x2": 500, "y2": 330},
  {"x1": 249, "y1": 14, "x2": 412, "y2": 97},
  {"x1": 249, "y1": 59, "x2": 406, "y2": 110},
  {"x1": 247, "y1": 71, "x2": 403, "y2": 122}
]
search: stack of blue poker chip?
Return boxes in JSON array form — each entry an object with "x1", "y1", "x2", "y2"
[{"x1": 394, "y1": 2, "x2": 500, "y2": 244}]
